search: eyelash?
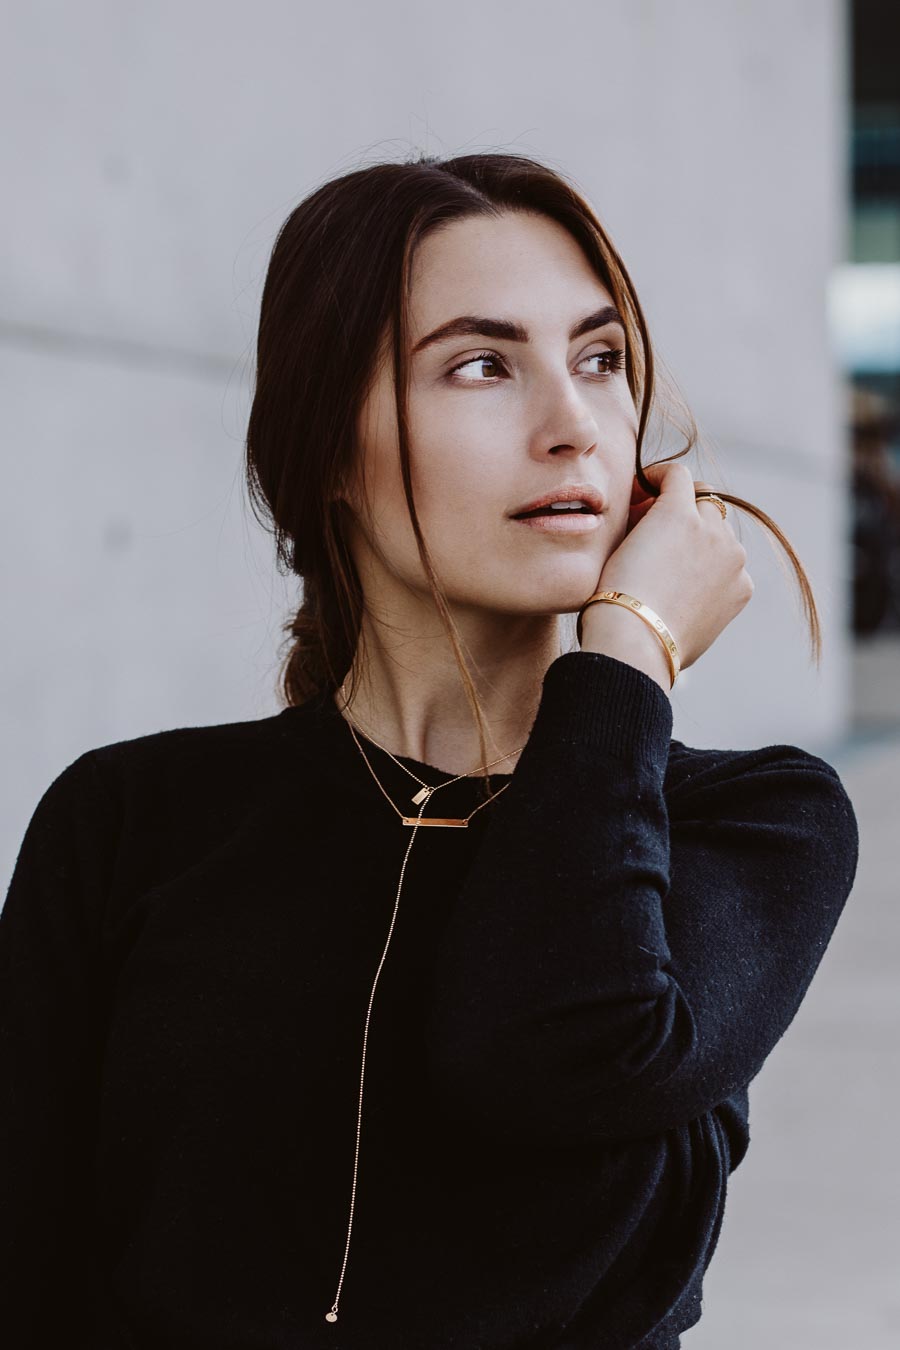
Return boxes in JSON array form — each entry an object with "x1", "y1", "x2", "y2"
[{"x1": 447, "y1": 347, "x2": 627, "y2": 383}]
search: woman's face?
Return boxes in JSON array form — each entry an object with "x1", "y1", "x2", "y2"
[{"x1": 341, "y1": 209, "x2": 640, "y2": 626}]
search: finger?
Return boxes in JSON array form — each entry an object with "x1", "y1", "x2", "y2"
[
  {"x1": 695, "y1": 495, "x2": 725, "y2": 512},
  {"x1": 694, "y1": 491, "x2": 740, "y2": 542},
  {"x1": 694, "y1": 482, "x2": 721, "y2": 517},
  {"x1": 641, "y1": 460, "x2": 697, "y2": 506},
  {"x1": 692, "y1": 483, "x2": 725, "y2": 512}
]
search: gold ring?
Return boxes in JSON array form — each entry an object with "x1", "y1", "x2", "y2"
[{"x1": 694, "y1": 491, "x2": 727, "y2": 520}]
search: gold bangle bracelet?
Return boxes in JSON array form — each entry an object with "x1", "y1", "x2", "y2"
[{"x1": 576, "y1": 590, "x2": 681, "y2": 689}]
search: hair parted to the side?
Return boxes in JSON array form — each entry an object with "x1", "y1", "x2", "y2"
[{"x1": 244, "y1": 150, "x2": 822, "y2": 793}]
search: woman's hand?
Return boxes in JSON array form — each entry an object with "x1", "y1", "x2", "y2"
[{"x1": 588, "y1": 461, "x2": 754, "y2": 672}]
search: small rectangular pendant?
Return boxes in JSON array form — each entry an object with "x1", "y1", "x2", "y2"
[
  {"x1": 410, "y1": 786, "x2": 432, "y2": 806},
  {"x1": 401, "y1": 816, "x2": 468, "y2": 828}
]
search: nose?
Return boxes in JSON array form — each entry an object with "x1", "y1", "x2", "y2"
[{"x1": 527, "y1": 371, "x2": 599, "y2": 460}]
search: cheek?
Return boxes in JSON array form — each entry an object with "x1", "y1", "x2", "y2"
[
  {"x1": 356, "y1": 436, "x2": 410, "y2": 536},
  {"x1": 411, "y1": 440, "x2": 500, "y2": 528}
]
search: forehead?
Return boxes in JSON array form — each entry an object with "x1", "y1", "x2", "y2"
[{"x1": 408, "y1": 211, "x2": 614, "y2": 327}]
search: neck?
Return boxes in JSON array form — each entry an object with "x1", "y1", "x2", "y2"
[{"x1": 334, "y1": 612, "x2": 565, "y2": 778}]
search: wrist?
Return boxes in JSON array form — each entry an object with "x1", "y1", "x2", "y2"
[{"x1": 578, "y1": 601, "x2": 673, "y2": 695}]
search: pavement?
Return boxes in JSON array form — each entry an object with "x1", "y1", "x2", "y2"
[{"x1": 685, "y1": 634, "x2": 900, "y2": 1348}]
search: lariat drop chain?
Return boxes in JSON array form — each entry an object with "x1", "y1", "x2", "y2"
[{"x1": 323, "y1": 684, "x2": 526, "y2": 1324}]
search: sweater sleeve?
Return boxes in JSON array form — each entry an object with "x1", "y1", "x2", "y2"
[
  {"x1": 424, "y1": 651, "x2": 860, "y2": 1146},
  {"x1": 0, "y1": 750, "x2": 119, "y2": 1344}
]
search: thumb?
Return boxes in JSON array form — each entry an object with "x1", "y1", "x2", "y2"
[{"x1": 640, "y1": 459, "x2": 700, "y2": 504}]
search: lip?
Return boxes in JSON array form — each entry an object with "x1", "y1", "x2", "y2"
[
  {"x1": 508, "y1": 483, "x2": 605, "y2": 518},
  {"x1": 512, "y1": 513, "x2": 601, "y2": 533}
]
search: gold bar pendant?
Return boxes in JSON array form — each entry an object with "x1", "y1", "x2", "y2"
[{"x1": 401, "y1": 816, "x2": 469, "y2": 828}]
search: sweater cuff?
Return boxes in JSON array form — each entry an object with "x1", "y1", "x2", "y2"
[{"x1": 524, "y1": 651, "x2": 674, "y2": 770}]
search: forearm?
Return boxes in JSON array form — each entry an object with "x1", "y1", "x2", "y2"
[
  {"x1": 425, "y1": 653, "x2": 676, "y2": 1141},
  {"x1": 424, "y1": 652, "x2": 858, "y2": 1145}
]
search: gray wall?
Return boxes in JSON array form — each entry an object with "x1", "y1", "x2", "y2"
[{"x1": 2, "y1": 0, "x2": 850, "y2": 868}]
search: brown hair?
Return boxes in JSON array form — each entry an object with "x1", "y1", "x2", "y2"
[{"x1": 244, "y1": 150, "x2": 821, "y2": 792}]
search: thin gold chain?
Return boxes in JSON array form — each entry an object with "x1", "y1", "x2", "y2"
[
  {"x1": 336, "y1": 680, "x2": 526, "y2": 824},
  {"x1": 346, "y1": 720, "x2": 516, "y2": 823},
  {"x1": 324, "y1": 685, "x2": 526, "y2": 1323}
]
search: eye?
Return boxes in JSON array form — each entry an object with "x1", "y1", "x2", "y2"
[
  {"x1": 579, "y1": 348, "x2": 626, "y2": 377},
  {"x1": 447, "y1": 347, "x2": 627, "y2": 383},
  {"x1": 447, "y1": 351, "x2": 508, "y2": 382}
]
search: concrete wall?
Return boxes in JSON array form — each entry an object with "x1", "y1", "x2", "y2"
[{"x1": 2, "y1": 0, "x2": 851, "y2": 884}]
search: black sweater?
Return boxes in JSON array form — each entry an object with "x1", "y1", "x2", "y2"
[{"x1": 0, "y1": 651, "x2": 859, "y2": 1350}]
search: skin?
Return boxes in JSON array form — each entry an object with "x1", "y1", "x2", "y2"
[{"x1": 334, "y1": 210, "x2": 753, "y2": 775}]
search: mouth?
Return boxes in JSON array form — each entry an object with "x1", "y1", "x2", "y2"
[
  {"x1": 508, "y1": 484, "x2": 606, "y2": 522},
  {"x1": 510, "y1": 511, "x2": 601, "y2": 533}
]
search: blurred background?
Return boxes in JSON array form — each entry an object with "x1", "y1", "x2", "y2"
[{"x1": 1, "y1": 0, "x2": 898, "y2": 1344}]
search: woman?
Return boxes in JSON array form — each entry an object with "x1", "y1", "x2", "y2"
[{"x1": 1, "y1": 152, "x2": 859, "y2": 1349}]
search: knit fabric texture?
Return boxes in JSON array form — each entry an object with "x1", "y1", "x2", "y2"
[{"x1": 0, "y1": 651, "x2": 860, "y2": 1349}]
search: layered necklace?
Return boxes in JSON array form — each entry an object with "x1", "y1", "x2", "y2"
[{"x1": 323, "y1": 681, "x2": 527, "y2": 1324}]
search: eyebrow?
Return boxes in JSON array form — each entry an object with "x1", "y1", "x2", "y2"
[{"x1": 411, "y1": 304, "x2": 626, "y2": 355}]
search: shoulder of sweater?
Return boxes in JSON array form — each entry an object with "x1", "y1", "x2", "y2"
[
  {"x1": 664, "y1": 736, "x2": 857, "y2": 843},
  {"x1": 64, "y1": 705, "x2": 314, "y2": 804},
  {"x1": 666, "y1": 735, "x2": 846, "y2": 786}
]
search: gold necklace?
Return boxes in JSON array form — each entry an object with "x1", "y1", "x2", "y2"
[
  {"x1": 323, "y1": 683, "x2": 526, "y2": 1324},
  {"x1": 339, "y1": 680, "x2": 525, "y2": 827}
]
